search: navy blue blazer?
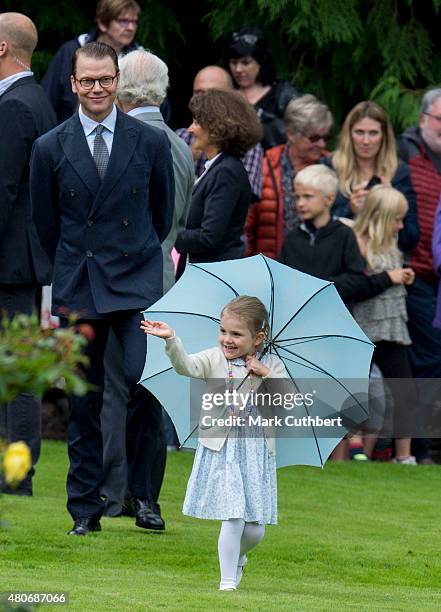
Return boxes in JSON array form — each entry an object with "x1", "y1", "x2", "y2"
[
  {"x1": 30, "y1": 108, "x2": 174, "y2": 316},
  {"x1": 0, "y1": 76, "x2": 56, "y2": 284},
  {"x1": 175, "y1": 153, "x2": 251, "y2": 263}
]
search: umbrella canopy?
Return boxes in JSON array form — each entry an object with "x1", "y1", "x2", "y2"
[{"x1": 140, "y1": 254, "x2": 374, "y2": 467}]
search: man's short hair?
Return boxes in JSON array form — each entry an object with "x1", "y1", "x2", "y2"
[
  {"x1": 0, "y1": 13, "x2": 37, "y2": 57},
  {"x1": 72, "y1": 42, "x2": 119, "y2": 76},
  {"x1": 294, "y1": 164, "x2": 338, "y2": 197},
  {"x1": 95, "y1": 0, "x2": 141, "y2": 27},
  {"x1": 421, "y1": 88, "x2": 441, "y2": 114},
  {"x1": 118, "y1": 50, "x2": 169, "y2": 106}
]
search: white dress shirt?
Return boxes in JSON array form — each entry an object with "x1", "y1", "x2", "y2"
[
  {"x1": 78, "y1": 104, "x2": 117, "y2": 156},
  {"x1": 0, "y1": 71, "x2": 33, "y2": 98},
  {"x1": 194, "y1": 152, "x2": 222, "y2": 187}
]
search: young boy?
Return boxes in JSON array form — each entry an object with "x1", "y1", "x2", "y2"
[{"x1": 279, "y1": 165, "x2": 407, "y2": 309}]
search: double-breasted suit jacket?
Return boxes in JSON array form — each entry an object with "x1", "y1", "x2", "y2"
[{"x1": 30, "y1": 108, "x2": 174, "y2": 317}]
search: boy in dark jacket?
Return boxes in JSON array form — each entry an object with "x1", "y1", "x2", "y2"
[{"x1": 279, "y1": 165, "x2": 412, "y2": 309}]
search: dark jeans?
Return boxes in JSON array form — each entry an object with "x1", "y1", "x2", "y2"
[
  {"x1": 373, "y1": 341, "x2": 416, "y2": 437},
  {"x1": 62, "y1": 310, "x2": 159, "y2": 520},
  {"x1": 0, "y1": 284, "x2": 41, "y2": 494},
  {"x1": 406, "y1": 278, "x2": 441, "y2": 458}
]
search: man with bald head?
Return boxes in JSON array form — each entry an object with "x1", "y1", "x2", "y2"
[
  {"x1": 177, "y1": 65, "x2": 263, "y2": 202},
  {"x1": 0, "y1": 13, "x2": 56, "y2": 495},
  {"x1": 192, "y1": 65, "x2": 233, "y2": 93}
]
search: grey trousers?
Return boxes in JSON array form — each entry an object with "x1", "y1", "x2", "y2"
[{"x1": 101, "y1": 330, "x2": 166, "y2": 516}]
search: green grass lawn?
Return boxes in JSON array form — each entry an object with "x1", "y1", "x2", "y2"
[{"x1": 1, "y1": 442, "x2": 440, "y2": 611}]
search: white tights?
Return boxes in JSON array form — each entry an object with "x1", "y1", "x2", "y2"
[{"x1": 218, "y1": 518, "x2": 265, "y2": 589}]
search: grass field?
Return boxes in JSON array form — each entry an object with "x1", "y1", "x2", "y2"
[{"x1": 1, "y1": 441, "x2": 440, "y2": 611}]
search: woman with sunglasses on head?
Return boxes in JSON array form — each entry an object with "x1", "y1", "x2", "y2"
[
  {"x1": 225, "y1": 27, "x2": 300, "y2": 150},
  {"x1": 326, "y1": 101, "x2": 419, "y2": 253},
  {"x1": 246, "y1": 94, "x2": 333, "y2": 259}
]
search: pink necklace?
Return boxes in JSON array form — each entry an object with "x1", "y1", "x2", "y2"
[{"x1": 226, "y1": 357, "x2": 255, "y2": 416}]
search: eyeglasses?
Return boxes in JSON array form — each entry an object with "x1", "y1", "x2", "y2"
[
  {"x1": 115, "y1": 18, "x2": 139, "y2": 27},
  {"x1": 303, "y1": 133, "x2": 329, "y2": 144},
  {"x1": 74, "y1": 75, "x2": 118, "y2": 89},
  {"x1": 232, "y1": 32, "x2": 259, "y2": 46},
  {"x1": 423, "y1": 112, "x2": 441, "y2": 123}
]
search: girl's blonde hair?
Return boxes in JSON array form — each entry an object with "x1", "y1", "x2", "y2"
[
  {"x1": 221, "y1": 296, "x2": 271, "y2": 346},
  {"x1": 353, "y1": 186, "x2": 408, "y2": 270},
  {"x1": 332, "y1": 101, "x2": 398, "y2": 197}
]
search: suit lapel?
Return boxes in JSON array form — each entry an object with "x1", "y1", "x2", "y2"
[
  {"x1": 92, "y1": 109, "x2": 140, "y2": 209},
  {"x1": 58, "y1": 113, "x2": 101, "y2": 196},
  {"x1": 192, "y1": 152, "x2": 224, "y2": 195}
]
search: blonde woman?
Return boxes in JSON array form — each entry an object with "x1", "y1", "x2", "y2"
[
  {"x1": 352, "y1": 186, "x2": 417, "y2": 464},
  {"x1": 326, "y1": 101, "x2": 419, "y2": 252}
]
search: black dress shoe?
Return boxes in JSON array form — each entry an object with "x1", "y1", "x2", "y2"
[
  {"x1": 121, "y1": 497, "x2": 136, "y2": 517},
  {"x1": 132, "y1": 498, "x2": 165, "y2": 531},
  {"x1": 68, "y1": 517, "x2": 101, "y2": 536},
  {"x1": 3, "y1": 485, "x2": 32, "y2": 496}
]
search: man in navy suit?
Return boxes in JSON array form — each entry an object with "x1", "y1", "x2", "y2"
[
  {"x1": 30, "y1": 42, "x2": 174, "y2": 535},
  {"x1": 0, "y1": 12, "x2": 56, "y2": 496}
]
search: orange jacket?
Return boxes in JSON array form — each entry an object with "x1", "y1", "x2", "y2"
[{"x1": 246, "y1": 145, "x2": 286, "y2": 259}]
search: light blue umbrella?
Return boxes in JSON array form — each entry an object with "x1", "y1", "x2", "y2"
[{"x1": 140, "y1": 254, "x2": 374, "y2": 467}]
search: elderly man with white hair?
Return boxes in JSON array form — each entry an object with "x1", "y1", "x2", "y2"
[{"x1": 100, "y1": 50, "x2": 194, "y2": 526}]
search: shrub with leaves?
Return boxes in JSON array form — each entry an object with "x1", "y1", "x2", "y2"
[{"x1": 0, "y1": 314, "x2": 88, "y2": 404}]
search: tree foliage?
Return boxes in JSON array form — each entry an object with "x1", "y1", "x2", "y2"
[
  {"x1": 3, "y1": 0, "x2": 183, "y2": 79},
  {"x1": 205, "y1": 0, "x2": 441, "y2": 131},
  {"x1": 4, "y1": 0, "x2": 440, "y2": 132}
]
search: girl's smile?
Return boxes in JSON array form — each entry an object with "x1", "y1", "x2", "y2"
[{"x1": 219, "y1": 312, "x2": 261, "y2": 360}]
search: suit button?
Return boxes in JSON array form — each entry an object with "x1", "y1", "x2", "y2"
[
  {"x1": 131, "y1": 187, "x2": 139, "y2": 194},
  {"x1": 87, "y1": 219, "x2": 94, "y2": 227},
  {"x1": 123, "y1": 251, "x2": 129, "y2": 257},
  {"x1": 122, "y1": 218, "x2": 129, "y2": 226},
  {"x1": 86, "y1": 250, "x2": 93, "y2": 258}
]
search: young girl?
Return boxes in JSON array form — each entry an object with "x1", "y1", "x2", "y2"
[
  {"x1": 352, "y1": 186, "x2": 416, "y2": 463},
  {"x1": 141, "y1": 296, "x2": 287, "y2": 591}
]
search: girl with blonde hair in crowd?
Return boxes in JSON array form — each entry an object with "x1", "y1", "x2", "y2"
[{"x1": 352, "y1": 186, "x2": 417, "y2": 463}]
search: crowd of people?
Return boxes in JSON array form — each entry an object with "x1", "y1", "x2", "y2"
[{"x1": 1, "y1": 0, "x2": 441, "y2": 591}]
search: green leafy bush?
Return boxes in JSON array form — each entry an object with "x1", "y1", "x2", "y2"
[{"x1": 0, "y1": 314, "x2": 88, "y2": 404}]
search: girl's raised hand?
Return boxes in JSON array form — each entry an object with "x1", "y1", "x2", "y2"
[
  {"x1": 387, "y1": 268, "x2": 410, "y2": 285},
  {"x1": 246, "y1": 355, "x2": 270, "y2": 378},
  {"x1": 140, "y1": 319, "x2": 174, "y2": 339},
  {"x1": 403, "y1": 267, "x2": 415, "y2": 285}
]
